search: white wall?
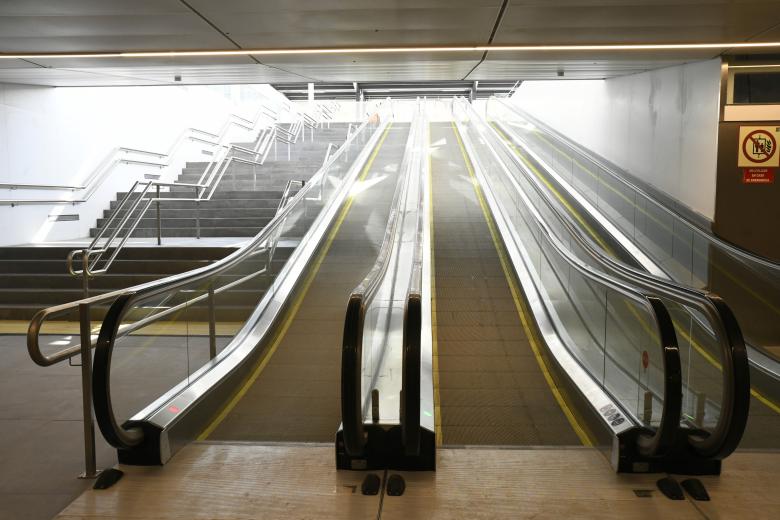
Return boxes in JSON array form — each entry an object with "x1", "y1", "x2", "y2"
[
  {"x1": 513, "y1": 58, "x2": 722, "y2": 220},
  {"x1": 0, "y1": 83, "x2": 283, "y2": 246},
  {"x1": 291, "y1": 98, "x2": 456, "y2": 123}
]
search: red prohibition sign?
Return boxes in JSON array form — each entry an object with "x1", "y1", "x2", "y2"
[{"x1": 743, "y1": 130, "x2": 776, "y2": 164}]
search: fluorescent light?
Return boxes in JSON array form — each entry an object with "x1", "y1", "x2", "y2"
[
  {"x1": 729, "y1": 64, "x2": 780, "y2": 69},
  {"x1": 2, "y1": 41, "x2": 780, "y2": 60}
]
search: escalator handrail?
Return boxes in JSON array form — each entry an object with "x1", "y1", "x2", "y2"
[
  {"x1": 488, "y1": 111, "x2": 751, "y2": 459},
  {"x1": 91, "y1": 110, "x2": 386, "y2": 450},
  {"x1": 401, "y1": 110, "x2": 428, "y2": 457},
  {"x1": 341, "y1": 103, "x2": 425, "y2": 457},
  {"x1": 401, "y1": 293, "x2": 422, "y2": 456},
  {"x1": 455, "y1": 98, "x2": 682, "y2": 457},
  {"x1": 494, "y1": 97, "x2": 780, "y2": 272}
]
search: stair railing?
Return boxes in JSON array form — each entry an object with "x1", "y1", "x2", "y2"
[
  {"x1": 66, "y1": 104, "x2": 334, "y2": 290},
  {"x1": 1, "y1": 102, "x2": 284, "y2": 206}
]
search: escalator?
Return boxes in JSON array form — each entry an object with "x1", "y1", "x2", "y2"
[
  {"x1": 453, "y1": 98, "x2": 750, "y2": 472},
  {"x1": 28, "y1": 98, "x2": 752, "y2": 477},
  {"x1": 27, "y1": 107, "x2": 400, "y2": 464},
  {"x1": 486, "y1": 98, "x2": 779, "y2": 450},
  {"x1": 201, "y1": 123, "x2": 411, "y2": 443},
  {"x1": 430, "y1": 121, "x2": 586, "y2": 447}
]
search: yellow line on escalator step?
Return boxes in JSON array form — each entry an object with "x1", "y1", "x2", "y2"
[
  {"x1": 428, "y1": 123, "x2": 443, "y2": 447},
  {"x1": 451, "y1": 121, "x2": 595, "y2": 447},
  {"x1": 197, "y1": 123, "x2": 394, "y2": 441}
]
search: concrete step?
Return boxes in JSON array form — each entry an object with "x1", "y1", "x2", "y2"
[
  {"x1": 0, "y1": 246, "x2": 233, "y2": 262},
  {"x1": 176, "y1": 171, "x2": 313, "y2": 181},
  {"x1": 0, "y1": 256, "x2": 290, "y2": 276},
  {"x1": 104, "y1": 207, "x2": 278, "y2": 219},
  {"x1": 113, "y1": 190, "x2": 283, "y2": 200},
  {"x1": 89, "y1": 228, "x2": 267, "y2": 238},
  {"x1": 95, "y1": 217, "x2": 271, "y2": 229},
  {"x1": 0, "y1": 287, "x2": 268, "y2": 307},
  {"x1": 109, "y1": 198, "x2": 281, "y2": 210}
]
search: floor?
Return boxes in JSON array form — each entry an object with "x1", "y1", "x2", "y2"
[
  {"x1": 55, "y1": 443, "x2": 780, "y2": 519},
  {"x1": 0, "y1": 334, "x2": 117, "y2": 520}
]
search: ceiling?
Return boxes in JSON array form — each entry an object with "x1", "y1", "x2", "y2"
[{"x1": 0, "y1": 1, "x2": 779, "y2": 87}]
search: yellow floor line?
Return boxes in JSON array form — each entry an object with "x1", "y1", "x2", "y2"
[
  {"x1": 197, "y1": 124, "x2": 394, "y2": 441},
  {"x1": 452, "y1": 122, "x2": 595, "y2": 447},
  {"x1": 428, "y1": 124, "x2": 443, "y2": 448}
]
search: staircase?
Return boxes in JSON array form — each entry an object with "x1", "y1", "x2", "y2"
[
  {"x1": 0, "y1": 122, "x2": 354, "y2": 320},
  {"x1": 0, "y1": 246, "x2": 232, "y2": 320},
  {"x1": 90, "y1": 123, "x2": 351, "y2": 239}
]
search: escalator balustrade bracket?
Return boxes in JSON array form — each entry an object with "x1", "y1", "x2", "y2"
[
  {"x1": 681, "y1": 478, "x2": 710, "y2": 501},
  {"x1": 361, "y1": 473, "x2": 381, "y2": 495},
  {"x1": 93, "y1": 468, "x2": 124, "y2": 490},
  {"x1": 386, "y1": 474, "x2": 406, "y2": 496},
  {"x1": 656, "y1": 477, "x2": 684, "y2": 500},
  {"x1": 336, "y1": 424, "x2": 435, "y2": 472},
  {"x1": 613, "y1": 428, "x2": 722, "y2": 475}
]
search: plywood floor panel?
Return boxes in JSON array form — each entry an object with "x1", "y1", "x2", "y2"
[{"x1": 56, "y1": 444, "x2": 780, "y2": 520}]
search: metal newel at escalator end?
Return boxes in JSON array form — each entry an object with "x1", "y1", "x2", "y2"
[
  {"x1": 208, "y1": 285, "x2": 217, "y2": 359},
  {"x1": 81, "y1": 249, "x2": 90, "y2": 299},
  {"x1": 78, "y1": 302, "x2": 98, "y2": 479}
]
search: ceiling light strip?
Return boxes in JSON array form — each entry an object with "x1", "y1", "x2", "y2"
[{"x1": 2, "y1": 42, "x2": 780, "y2": 60}]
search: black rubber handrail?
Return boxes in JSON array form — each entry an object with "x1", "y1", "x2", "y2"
[
  {"x1": 487, "y1": 113, "x2": 751, "y2": 460},
  {"x1": 636, "y1": 297, "x2": 682, "y2": 457},
  {"x1": 686, "y1": 296, "x2": 750, "y2": 459},
  {"x1": 401, "y1": 293, "x2": 422, "y2": 456},
  {"x1": 340, "y1": 295, "x2": 366, "y2": 456},
  {"x1": 92, "y1": 292, "x2": 145, "y2": 449}
]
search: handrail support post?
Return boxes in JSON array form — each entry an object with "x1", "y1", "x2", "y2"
[
  {"x1": 195, "y1": 186, "x2": 201, "y2": 240},
  {"x1": 81, "y1": 250, "x2": 90, "y2": 299},
  {"x1": 156, "y1": 184, "x2": 162, "y2": 246},
  {"x1": 208, "y1": 286, "x2": 217, "y2": 359},
  {"x1": 78, "y1": 303, "x2": 99, "y2": 479}
]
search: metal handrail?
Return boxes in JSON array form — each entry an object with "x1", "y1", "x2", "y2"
[
  {"x1": 1, "y1": 102, "x2": 282, "y2": 205},
  {"x1": 65, "y1": 109, "x2": 319, "y2": 280},
  {"x1": 485, "y1": 105, "x2": 751, "y2": 459},
  {"x1": 454, "y1": 98, "x2": 683, "y2": 459},
  {"x1": 26, "y1": 107, "x2": 383, "y2": 476},
  {"x1": 494, "y1": 98, "x2": 780, "y2": 271}
]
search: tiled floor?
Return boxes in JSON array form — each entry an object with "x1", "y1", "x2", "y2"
[{"x1": 0, "y1": 334, "x2": 116, "y2": 520}]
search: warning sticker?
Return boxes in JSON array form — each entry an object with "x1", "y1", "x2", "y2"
[
  {"x1": 743, "y1": 168, "x2": 775, "y2": 184},
  {"x1": 738, "y1": 126, "x2": 780, "y2": 167}
]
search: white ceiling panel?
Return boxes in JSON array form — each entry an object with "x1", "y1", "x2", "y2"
[
  {"x1": 188, "y1": 0, "x2": 500, "y2": 47},
  {"x1": 494, "y1": 1, "x2": 780, "y2": 45},
  {"x1": 1, "y1": 1, "x2": 779, "y2": 86},
  {"x1": 261, "y1": 51, "x2": 483, "y2": 82},
  {"x1": 0, "y1": 63, "x2": 306, "y2": 87},
  {"x1": 0, "y1": 0, "x2": 225, "y2": 52}
]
